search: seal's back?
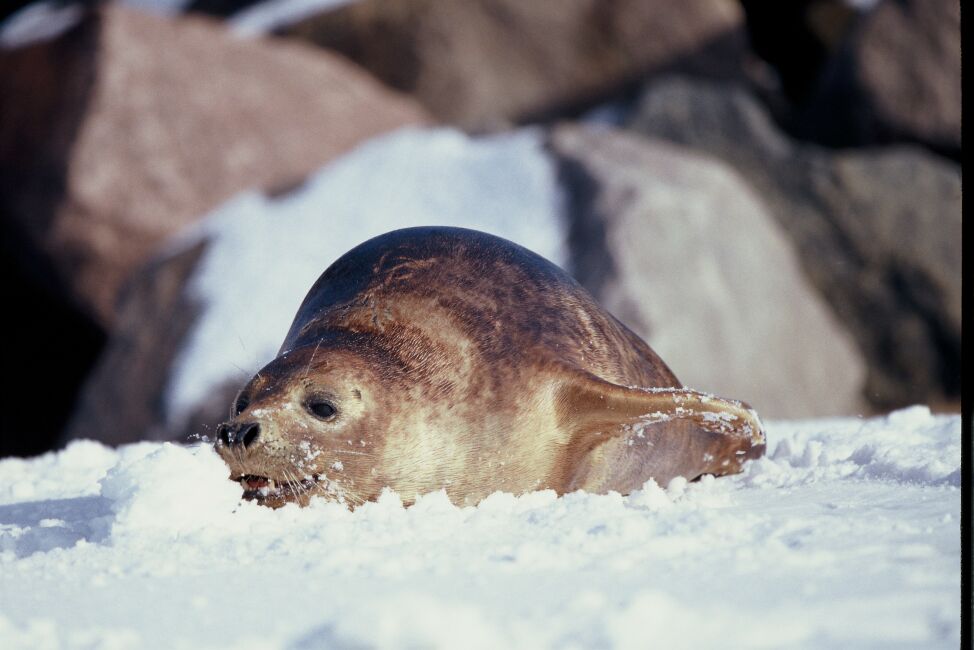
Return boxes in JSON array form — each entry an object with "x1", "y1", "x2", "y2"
[{"x1": 282, "y1": 226, "x2": 679, "y2": 390}]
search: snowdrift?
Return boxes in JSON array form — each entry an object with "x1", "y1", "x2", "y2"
[{"x1": 0, "y1": 406, "x2": 960, "y2": 649}]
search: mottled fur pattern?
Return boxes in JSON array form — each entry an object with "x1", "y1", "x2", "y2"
[{"x1": 216, "y1": 227, "x2": 765, "y2": 507}]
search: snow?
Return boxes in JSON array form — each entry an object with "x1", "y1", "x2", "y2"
[
  {"x1": 0, "y1": 1, "x2": 83, "y2": 49},
  {"x1": 163, "y1": 127, "x2": 566, "y2": 428},
  {"x1": 0, "y1": 407, "x2": 960, "y2": 649},
  {"x1": 230, "y1": 0, "x2": 357, "y2": 37},
  {"x1": 116, "y1": 0, "x2": 193, "y2": 16}
]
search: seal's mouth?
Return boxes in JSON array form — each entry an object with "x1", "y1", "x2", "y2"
[{"x1": 235, "y1": 474, "x2": 322, "y2": 505}]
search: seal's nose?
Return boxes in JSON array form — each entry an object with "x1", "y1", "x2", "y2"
[{"x1": 217, "y1": 422, "x2": 261, "y2": 448}]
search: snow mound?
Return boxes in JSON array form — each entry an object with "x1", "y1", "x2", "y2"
[
  {"x1": 743, "y1": 406, "x2": 961, "y2": 487},
  {"x1": 164, "y1": 126, "x2": 565, "y2": 428},
  {"x1": 0, "y1": 408, "x2": 960, "y2": 648}
]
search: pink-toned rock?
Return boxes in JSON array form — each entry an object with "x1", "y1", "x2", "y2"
[{"x1": 0, "y1": 4, "x2": 429, "y2": 325}]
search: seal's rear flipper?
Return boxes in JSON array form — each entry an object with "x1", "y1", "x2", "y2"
[{"x1": 557, "y1": 373, "x2": 766, "y2": 492}]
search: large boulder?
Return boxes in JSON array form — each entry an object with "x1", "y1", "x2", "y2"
[
  {"x1": 628, "y1": 77, "x2": 961, "y2": 409},
  {"x1": 278, "y1": 0, "x2": 747, "y2": 130},
  {"x1": 800, "y1": 0, "x2": 960, "y2": 157},
  {"x1": 549, "y1": 124, "x2": 866, "y2": 418},
  {"x1": 0, "y1": 3, "x2": 428, "y2": 326}
]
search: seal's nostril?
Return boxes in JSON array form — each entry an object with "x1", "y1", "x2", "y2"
[
  {"x1": 241, "y1": 423, "x2": 260, "y2": 448},
  {"x1": 216, "y1": 423, "x2": 231, "y2": 446}
]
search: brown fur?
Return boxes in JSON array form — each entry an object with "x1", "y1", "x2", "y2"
[{"x1": 215, "y1": 227, "x2": 765, "y2": 507}]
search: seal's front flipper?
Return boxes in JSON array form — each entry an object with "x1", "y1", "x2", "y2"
[{"x1": 557, "y1": 373, "x2": 766, "y2": 493}]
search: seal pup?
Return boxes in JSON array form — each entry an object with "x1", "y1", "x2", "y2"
[{"x1": 215, "y1": 227, "x2": 765, "y2": 508}]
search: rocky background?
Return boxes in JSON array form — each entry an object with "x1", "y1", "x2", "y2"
[{"x1": 0, "y1": 0, "x2": 961, "y2": 458}]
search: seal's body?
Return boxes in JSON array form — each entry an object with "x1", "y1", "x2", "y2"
[{"x1": 216, "y1": 227, "x2": 765, "y2": 508}]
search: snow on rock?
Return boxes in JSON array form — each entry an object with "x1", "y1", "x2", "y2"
[
  {"x1": 0, "y1": 1, "x2": 83, "y2": 49},
  {"x1": 163, "y1": 126, "x2": 566, "y2": 427},
  {"x1": 116, "y1": 0, "x2": 193, "y2": 16},
  {"x1": 0, "y1": 408, "x2": 960, "y2": 648},
  {"x1": 231, "y1": 0, "x2": 358, "y2": 36}
]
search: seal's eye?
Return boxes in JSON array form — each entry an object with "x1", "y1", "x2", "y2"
[
  {"x1": 306, "y1": 399, "x2": 337, "y2": 420},
  {"x1": 233, "y1": 394, "x2": 250, "y2": 416}
]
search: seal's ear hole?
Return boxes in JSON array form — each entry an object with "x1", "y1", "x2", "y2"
[
  {"x1": 233, "y1": 394, "x2": 250, "y2": 416},
  {"x1": 306, "y1": 399, "x2": 337, "y2": 420}
]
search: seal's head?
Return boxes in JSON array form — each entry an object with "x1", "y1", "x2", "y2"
[{"x1": 215, "y1": 343, "x2": 388, "y2": 508}]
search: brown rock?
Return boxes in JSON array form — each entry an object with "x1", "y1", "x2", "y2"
[
  {"x1": 803, "y1": 0, "x2": 960, "y2": 156},
  {"x1": 64, "y1": 239, "x2": 212, "y2": 446},
  {"x1": 0, "y1": 4, "x2": 429, "y2": 326},
  {"x1": 279, "y1": 0, "x2": 747, "y2": 129},
  {"x1": 628, "y1": 77, "x2": 961, "y2": 409},
  {"x1": 550, "y1": 124, "x2": 866, "y2": 418}
]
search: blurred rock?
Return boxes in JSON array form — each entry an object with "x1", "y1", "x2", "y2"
[
  {"x1": 800, "y1": 0, "x2": 960, "y2": 157},
  {"x1": 738, "y1": 0, "x2": 857, "y2": 104},
  {"x1": 549, "y1": 124, "x2": 866, "y2": 418},
  {"x1": 186, "y1": 0, "x2": 262, "y2": 17},
  {"x1": 0, "y1": 231, "x2": 106, "y2": 458},
  {"x1": 63, "y1": 239, "x2": 219, "y2": 446},
  {"x1": 278, "y1": 0, "x2": 748, "y2": 130},
  {"x1": 0, "y1": 3, "x2": 428, "y2": 326},
  {"x1": 629, "y1": 77, "x2": 961, "y2": 409}
]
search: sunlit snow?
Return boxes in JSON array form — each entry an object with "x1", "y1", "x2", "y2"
[{"x1": 0, "y1": 407, "x2": 960, "y2": 649}]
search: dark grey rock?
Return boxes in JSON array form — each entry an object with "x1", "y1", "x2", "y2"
[
  {"x1": 801, "y1": 0, "x2": 961, "y2": 157},
  {"x1": 628, "y1": 77, "x2": 961, "y2": 409}
]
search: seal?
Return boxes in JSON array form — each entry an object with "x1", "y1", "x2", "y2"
[{"x1": 215, "y1": 227, "x2": 765, "y2": 508}]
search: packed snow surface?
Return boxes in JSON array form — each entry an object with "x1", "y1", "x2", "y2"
[
  {"x1": 164, "y1": 127, "x2": 565, "y2": 426},
  {"x1": 0, "y1": 406, "x2": 960, "y2": 649}
]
